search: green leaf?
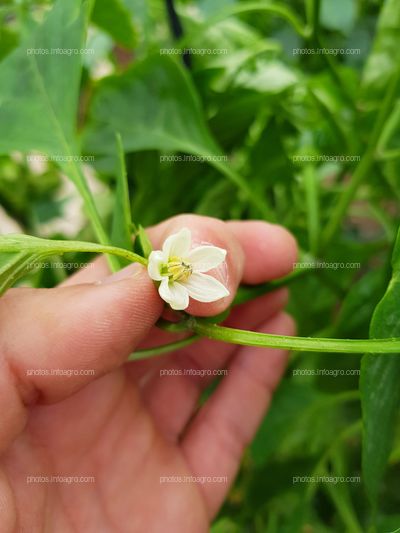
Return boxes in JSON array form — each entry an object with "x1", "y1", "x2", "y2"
[
  {"x1": 185, "y1": 1, "x2": 308, "y2": 39},
  {"x1": 320, "y1": 0, "x2": 357, "y2": 34},
  {"x1": 251, "y1": 381, "x2": 328, "y2": 465},
  {"x1": 83, "y1": 54, "x2": 270, "y2": 218},
  {"x1": 361, "y1": 227, "x2": 400, "y2": 505},
  {"x1": 110, "y1": 133, "x2": 133, "y2": 266},
  {"x1": 334, "y1": 268, "x2": 388, "y2": 338},
  {"x1": 0, "y1": 24, "x2": 19, "y2": 61},
  {"x1": 83, "y1": 54, "x2": 222, "y2": 157},
  {"x1": 233, "y1": 59, "x2": 298, "y2": 94},
  {"x1": 361, "y1": 0, "x2": 400, "y2": 100},
  {"x1": 0, "y1": 0, "x2": 115, "y2": 263},
  {"x1": 92, "y1": 0, "x2": 137, "y2": 48},
  {"x1": 0, "y1": 234, "x2": 147, "y2": 295},
  {"x1": 0, "y1": 0, "x2": 88, "y2": 155}
]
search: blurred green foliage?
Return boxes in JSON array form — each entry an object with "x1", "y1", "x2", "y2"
[{"x1": 0, "y1": 0, "x2": 400, "y2": 531}]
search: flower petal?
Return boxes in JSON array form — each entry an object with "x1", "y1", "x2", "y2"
[
  {"x1": 159, "y1": 278, "x2": 189, "y2": 310},
  {"x1": 147, "y1": 251, "x2": 166, "y2": 281},
  {"x1": 162, "y1": 228, "x2": 191, "y2": 258},
  {"x1": 182, "y1": 272, "x2": 229, "y2": 303},
  {"x1": 187, "y1": 245, "x2": 227, "y2": 273}
]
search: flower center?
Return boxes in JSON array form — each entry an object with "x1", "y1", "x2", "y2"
[{"x1": 164, "y1": 256, "x2": 193, "y2": 282}]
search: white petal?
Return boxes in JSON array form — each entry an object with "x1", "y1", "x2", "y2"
[
  {"x1": 159, "y1": 278, "x2": 189, "y2": 310},
  {"x1": 182, "y1": 272, "x2": 229, "y2": 303},
  {"x1": 147, "y1": 251, "x2": 166, "y2": 281},
  {"x1": 187, "y1": 245, "x2": 227, "y2": 273},
  {"x1": 162, "y1": 228, "x2": 191, "y2": 258}
]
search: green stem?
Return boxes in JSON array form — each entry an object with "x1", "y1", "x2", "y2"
[
  {"x1": 156, "y1": 317, "x2": 190, "y2": 333},
  {"x1": 212, "y1": 159, "x2": 273, "y2": 220},
  {"x1": 306, "y1": 0, "x2": 321, "y2": 42},
  {"x1": 322, "y1": 66, "x2": 400, "y2": 247},
  {"x1": 304, "y1": 165, "x2": 320, "y2": 256},
  {"x1": 315, "y1": 34, "x2": 356, "y2": 109},
  {"x1": 73, "y1": 163, "x2": 120, "y2": 272},
  {"x1": 129, "y1": 335, "x2": 199, "y2": 360},
  {"x1": 233, "y1": 265, "x2": 314, "y2": 305},
  {"x1": 378, "y1": 147, "x2": 400, "y2": 161},
  {"x1": 189, "y1": 319, "x2": 400, "y2": 353},
  {"x1": 306, "y1": 420, "x2": 362, "y2": 500},
  {"x1": 0, "y1": 234, "x2": 148, "y2": 266},
  {"x1": 323, "y1": 459, "x2": 363, "y2": 533}
]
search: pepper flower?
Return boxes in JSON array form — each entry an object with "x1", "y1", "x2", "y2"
[{"x1": 147, "y1": 228, "x2": 229, "y2": 310}]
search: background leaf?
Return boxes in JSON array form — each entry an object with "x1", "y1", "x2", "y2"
[
  {"x1": 361, "y1": 0, "x2": 400, "y2": 101},
  {"x1": 320, "y1": 0, "x2": 357, "y2": 35},
  {"x1": 92, "y1": 0, "x2": 137, "y2": 48},
  {"x1": 0, "y1": 0, "x2": 89, "y2": 156},
  {"x1": 83, "y1": 53, "x2": 269, "y2": 217},
  {"x1": 361, "y1": 227, "x2": 400, "y2": 506},
  {"x1": 1, "y1": 0, "x2": 400, "y2": 529},
  {"x1": 0, "y1": 0, "x2": 116, "y2": 260},
  {"x1": 83, "y1": 54, "x2": 222, "y2": 157}
]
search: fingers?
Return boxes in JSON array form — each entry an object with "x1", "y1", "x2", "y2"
[
  {"x1": 146, "y1": 215, "x2": 245, "y2": 317},
  {"x1": 181, "y1": 312, "x2": 296, "y2": 518},
  {"x1": 0, "y1": 264, "x2": 163, "y2": 452},
  {"x1": 140, "y1": 289, "x2": 289, "y2": 440},
  {"x1": 60, "y1": 256, "x2": 110, "y2": 286},
  {"x1": 135, "y1": 218, "x2": 298, "y2": 438},
  {"x1": 226, "y1": 221, "x2": 298, "y2": 283},
  {"x1": 62, "y1": 216, "x2": 298, "y2": 318},
  {"x1": 62, "y1": 214, "x2": 244, "y2": 316}
]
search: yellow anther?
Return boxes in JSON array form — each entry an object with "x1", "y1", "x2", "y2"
[{"x1": 167, "y1": 256, "x2": 192, "y2": 282}]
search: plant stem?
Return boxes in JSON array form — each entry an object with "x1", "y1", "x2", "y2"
[
  {"x1": 323, "y1": 449, "x2": 364, "y2": 533},
  {"x1": 233, "y1": 264, "x2": 314, "y2": 305},
  {"x1": 189, "y1": 319, "x2": 400, "y2": 353},
  {"x1": 73, "y1": 163, "x2": 120, "y2": 272},
  {"x1": 306, "y1": 0, "x2": 321, "y2": 42},
  {"x1": 212, "y1": 159, "x2": 273, "y2": 220},
  {"x1": 1, "y1": 234, "x2": 148, "y2": 267},
  {"x1": 306, "y1": 420, "x2": 362, "y2": 500},
  {"x1": 322, "y1": 66, "x2": 400, "y2": 247},
  {"x1": 129, "y1": 335, "x2": 199, "y2": 360},
  {"x1": 304, "y1": 164, "x2": 320, "y2": 256}
]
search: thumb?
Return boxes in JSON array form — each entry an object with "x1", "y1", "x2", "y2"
[{"x1": 0, "y1": 262, "x2": 162, "y2": 445}]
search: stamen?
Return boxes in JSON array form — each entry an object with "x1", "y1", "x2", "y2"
[{"x1": 167, "y1": 256, "x2": 192, "y2": 282}]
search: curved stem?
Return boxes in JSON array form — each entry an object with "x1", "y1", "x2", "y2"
[
  {"x1": 306, "y1": 0, "x2": 321, "y2": 43},
  {"x1": 0, "y1": 235, "x2": 148, "y2": 267},
  {"x1": 73, "y1": 163, "x2": 120, "y2": 272},
  {"x1": 234, "y1": 265, "x2": 314, "y2": 305},
  {"x1": 129, "y1": 335, "x2": 199, "y2": 360},
  {"x1": 305, "y1": 420, "x2": 362, "y2": 500},
  {"x1": 189, "y1": 319, "x2": 400, "y2": 354}
]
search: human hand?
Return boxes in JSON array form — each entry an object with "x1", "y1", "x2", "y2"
[{"x1": 0, "y1": 215, "x2": 297, "y2": 532}]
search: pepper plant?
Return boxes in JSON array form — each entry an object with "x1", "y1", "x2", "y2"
[{"x1": 0, "y1": 0, "x2": 400, "y2": 530}]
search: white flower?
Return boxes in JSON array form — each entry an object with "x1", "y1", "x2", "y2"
[{"x1": 147, "y1": 228, "x2": 229, "y2": 310}]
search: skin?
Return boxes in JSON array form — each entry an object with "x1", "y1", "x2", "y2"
[{"x1": 0, "y1": 215, "x2": 297, "y2": 532}]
